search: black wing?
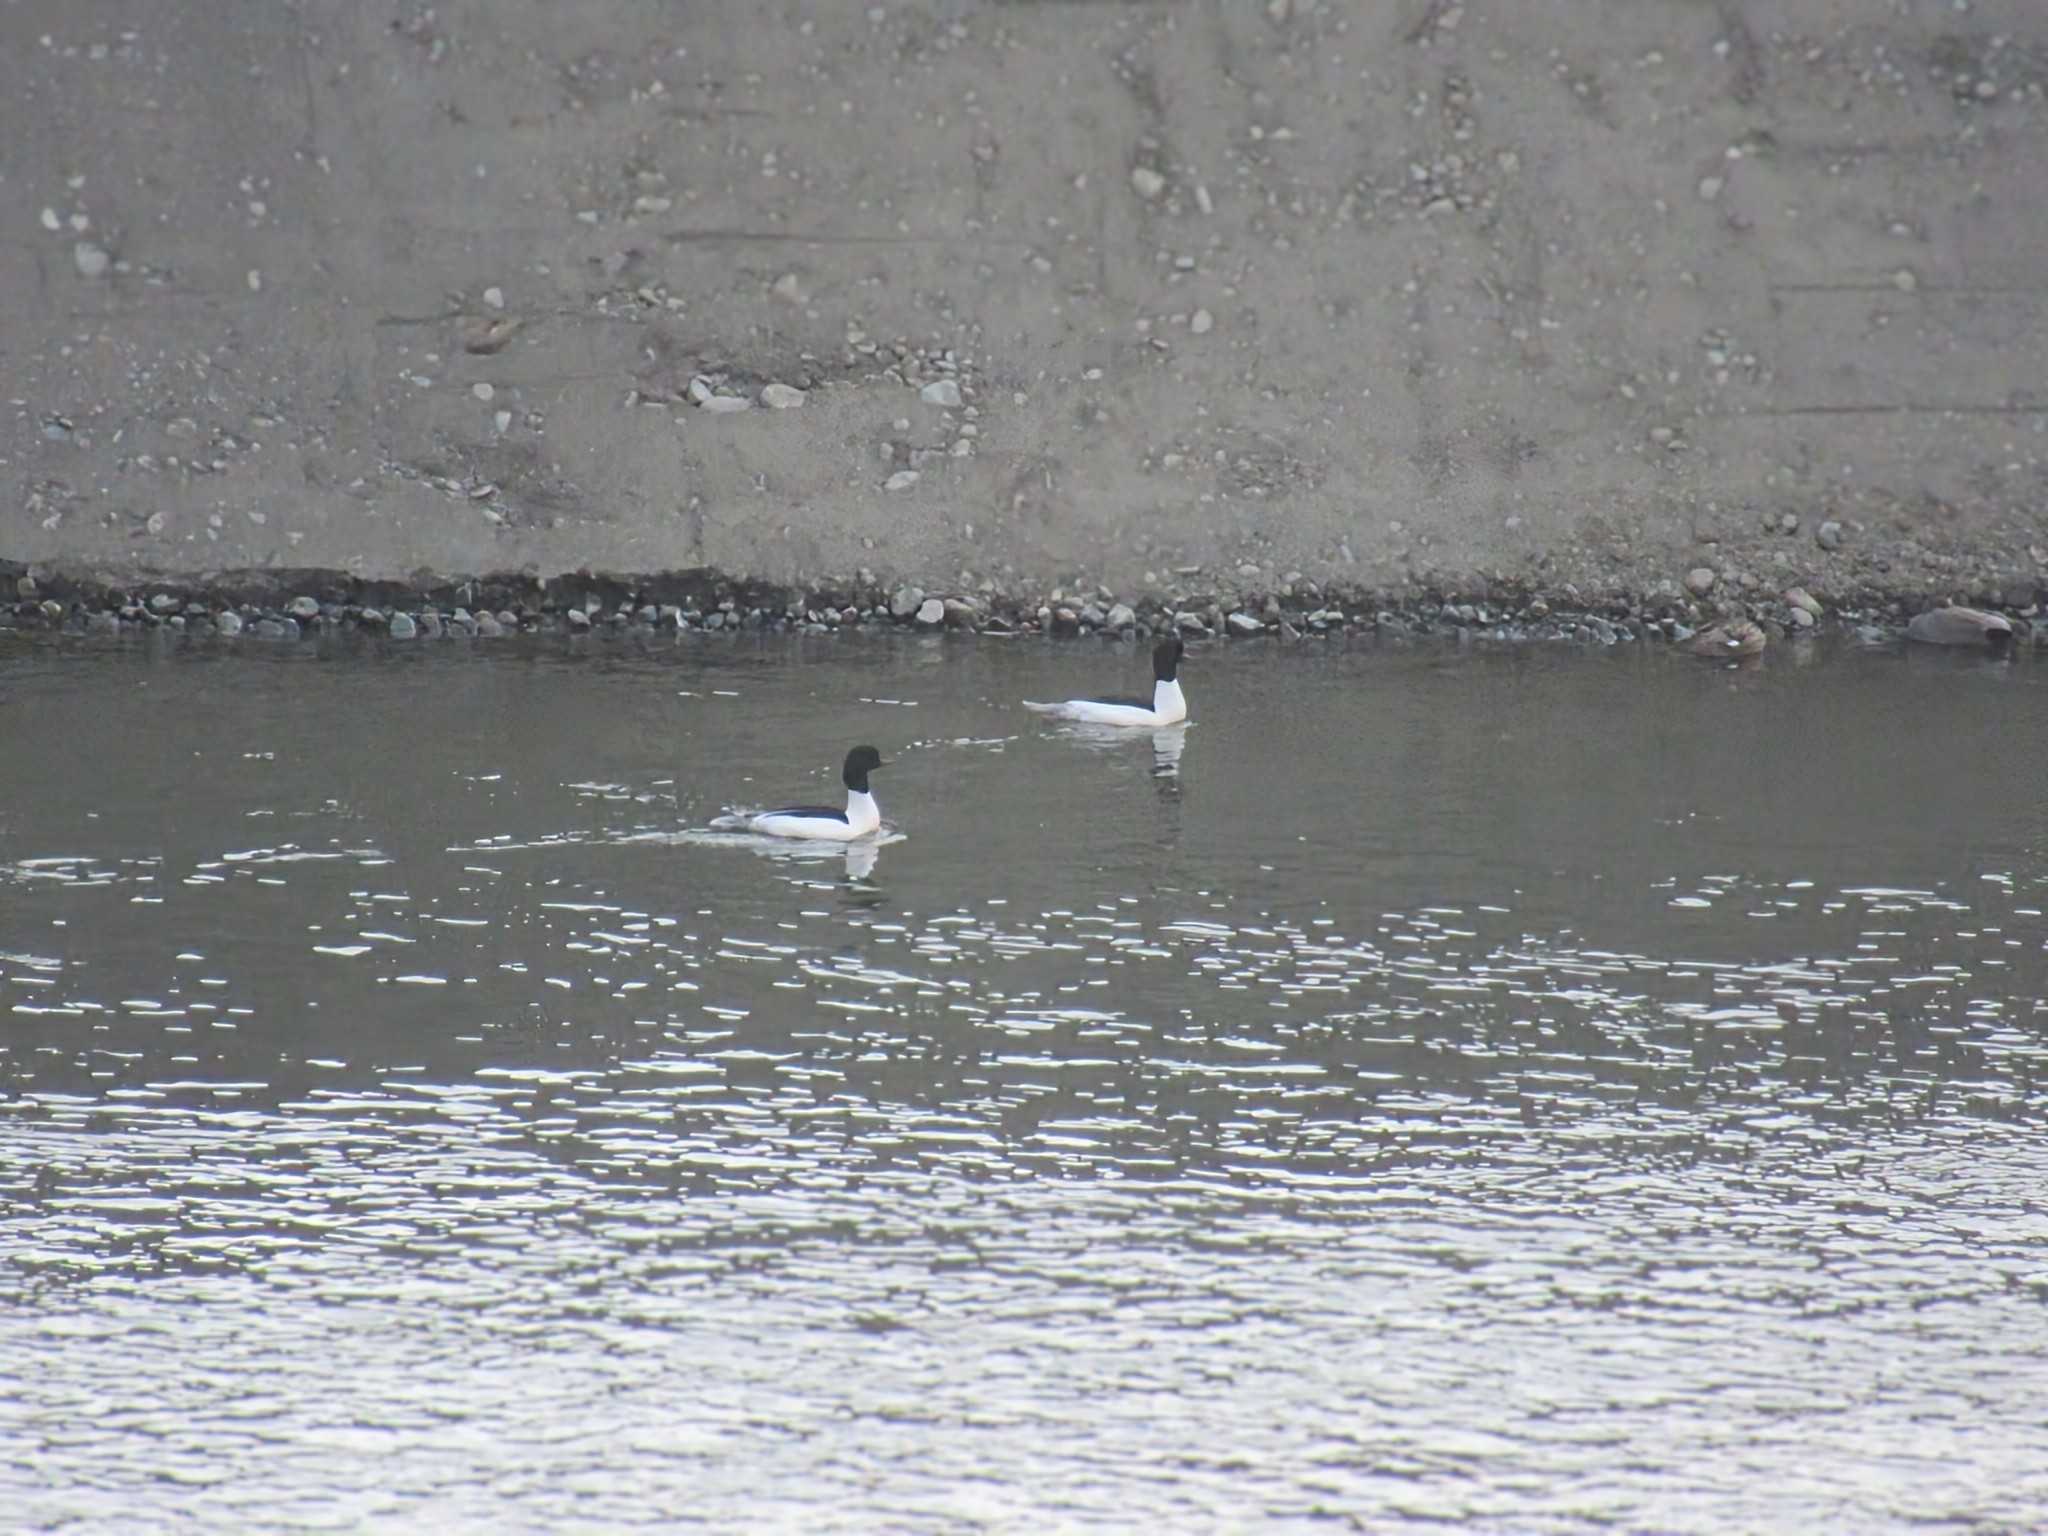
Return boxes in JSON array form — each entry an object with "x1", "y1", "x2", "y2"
[
  {"x1": 1085, "y1": 694, "x2": 1151, "y2": 709},
  {"x1": 759, "y1": 804, "x2": 848, "y2": 822}
]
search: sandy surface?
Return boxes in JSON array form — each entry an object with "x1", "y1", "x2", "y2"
[{"x1": 5, "y1": 0, "x2": 2046, "y2": 610}]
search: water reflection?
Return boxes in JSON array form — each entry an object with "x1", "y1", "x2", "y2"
[{"x1": 0, "y1": 634, "x2": 2044, "y2": 1533}]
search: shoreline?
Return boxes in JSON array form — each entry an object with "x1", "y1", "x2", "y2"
[{"x1": 2, "y1": 559, "x2": 2037, "y2": 652}]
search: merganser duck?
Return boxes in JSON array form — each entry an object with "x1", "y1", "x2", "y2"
[
  {"x1": 741, "y1": 745, "x2": 886, "y2": 841},
  {"x1": 1024, "y1": 636, "x2": 1187, "y2": 726}
]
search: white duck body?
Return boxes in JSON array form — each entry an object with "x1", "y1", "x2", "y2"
[
  {"x1": 1025, "y1": 637, "x2": 1188, "y2": 727},
  {"x1": 742, "y1": 746, "x2": 886, "y2": 842},
  {"x1": 746, "y1": 790, "x2": 878, "y2": 842}
]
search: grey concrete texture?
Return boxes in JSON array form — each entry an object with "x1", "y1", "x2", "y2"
[{"x1": 6, "y1": 0, "x2": 2047, "y2": 603}]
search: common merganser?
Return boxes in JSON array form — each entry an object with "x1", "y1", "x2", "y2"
[
  {"x1": 1024, "y1": 636, "x2": 1188, "y2": 726},
  {"x1": 740, "y1": 745, "x2": 886, "y2": 841}
]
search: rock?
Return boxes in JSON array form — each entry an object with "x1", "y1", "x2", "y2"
[
  {"x1": 14, "y1": 575, "x2": 37, "y2": 600},
  {"x1": 483, "y1": 286, "x2": 506, "y2": 310},
  {"x1": 388, "y1": 612, "x2": 418, "y2": 639},
  {"x1": 919, "y1": 378, "x2": 962, "y2": 408},
  {"x1": 73, "y1": 241, "x2": 110, "y2": 278},
  {"x1": 252, "y1": 618, "x2": 297, "y2": 640},
  {"x1": 1905, "y1": 606, "x2": 2013, "y2": 649},
  {"x1": 1078, "y1": 603, "x2": 1107, "y2": 628},
  {"x1": 700, "y1": 395, "x2": 750, "y2": 413},
  {"x1": 942, "y1": 597, "x2": 978, "y2": 627},
  {"x1": 1190, "y1": 308, "x2": 1214, "y2": 335},
  {"x1": 475, "y1": 612, "x2": 504, "y2": 637},
  {"x1": 915, "y1": 597, "x2": 945, "y2": 627},
  {"x1": 214, "y1": 611, "x2": 244, "y2": 637},
  {"x1": 1788, "y1": 606, "x2": 1816, "y2": 629},
  {"x1": 1686, "y1": 620, "x2": 1766, "y2": 657},
  {"x1": 418, "y1": 612, "x2": 444, "y2": 638},
  {"x1": 1816, "y1": 520, "x2": 1844, "y2": 552},
  {"x1": 1778, "y1": 512, "x2": 1800, "y2": 535},
  {"x1": 1685, "y1": 567, "x2": 1717, "y2": 596},
  {"x1": 1105, "y1": 602, "x2": 1136, "y2": 630},
  {"x1": 287, "y1": 595, "x2": 321, "y2": 620},
  {"x1": 1130, "y1": 165, "x2": 1167, "y2": 201},
  {"x1": 884, "y1": 470, "x2": 921, "y2": 492},
  {"x1": 1226, "y1": 610, "x2": 1265, "y2": 637},
  {"x1": 1784, "y1": 587, "x2": 1823, "y2": 620},
  {"x1": 760, "y1": 382, "x2": 806, "y2": 409},
  {"x1": 149, "y1": 593, "x2": 181, "y2": 614},
  {"x1": 85, "y1": 610, "x2": 121, "y2": 635},
  {"x1": 890, "y1": 585, "x2": 925, "y2": 619},
  {"x1": 1050, "y1": 606, "x2": 1080, "y2": 634},
  {"x1": 771, "y1": 272, "x2": 808, "y2": 305}
]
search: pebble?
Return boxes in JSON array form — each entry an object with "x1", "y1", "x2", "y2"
[
  {"x1": 494, "y1": 410, "x2": 513, "y2": 433},
  {"x1": 475, "y1": 612, "x2": 504, "y2": 637},
  {"x1": 73, "y1": 241, "x2": 110, "y2": 278},
  {"x1": 1130, "y1": 166, "x2": 1167, "y2": 201},
  {"x1": 149, "y1": 593, "x2": 181, "y2": 614},
  {"x1": 1190, "y1": 308, "x2": 1214, "y2": 335},
  {"x1": 915, "y1": 597, "x2": 946, "y2": 627},
  {"x1": 942, "y1": 597, "x2": 978, "y2": 627},
  {"x1": 890, "y1": 585, "x2": 925, "y2": 618},
  {"x1": 287, "y1": 595, "x2": 321, "y2": 620},
  {"x1": 418, "y1": 612, "x2": 444, "y2": 638},
  {"x1": 1685, "y1": 567, "x2": 1717, "y2": 596},
  {"x1": 1816, "y1": 520, "x2": 1844, "y2": 551},
  {"x1": 1784, "y1": 587, "x2": 1823, "y2": 619},
  {"x1": 760, "y1": 382, "x2": 806, "y2": 409},
  {"x1": 884, "y1": 470, "x2": 921, "y2": 491},
  {"x1": 1226, "y1": 610, "x2": 1265, "y2": 637},
  {"x1": 920, "y1": 378, "x2": 962, "y2": 408},
  {"x1": 1105, "y1": 602, "x2": 1136, "y2": 630},
  {"x1": 1788, "y1": 606, "x2": 1816, "y2": 629},
  {"x1": 483, "y1": 286, "x2": 506, "y2": 310},
  {"x1": 389, "y1": 612, "x2": 418, "y2": 639}
]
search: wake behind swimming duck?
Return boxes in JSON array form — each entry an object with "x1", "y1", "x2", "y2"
[
  {"x1": 715, "y1": 745, "x2": 887, "y2": 841},
  {"x1": 1023, "y1": 636, "x2": 1188, "y2": 727}
]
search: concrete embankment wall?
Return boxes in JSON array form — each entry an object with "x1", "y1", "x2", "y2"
[{"x1": 4, "y1": 0, "x2": 2046, "y2": 612}]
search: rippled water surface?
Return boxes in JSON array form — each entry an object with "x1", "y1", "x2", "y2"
[{"x1": 3, "y1": 631, "x2": 2046, "y2": 1533}]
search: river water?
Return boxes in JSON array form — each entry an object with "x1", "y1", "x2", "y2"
[{"x1": 2, "y1": 630, "x2": 2044, "y2": 1533}]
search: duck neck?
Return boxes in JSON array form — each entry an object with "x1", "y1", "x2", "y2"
[
  {"x1": 1151, "y1": 678, "x2": 1186, "y2": 723},
  {"x1": 844, "y1": 788, "x2": 879, "y2": 834}
]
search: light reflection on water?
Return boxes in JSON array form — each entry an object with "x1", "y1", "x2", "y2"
[{"x1": 2, "y1": 634, "x2": 2046, "y2": 1532}]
